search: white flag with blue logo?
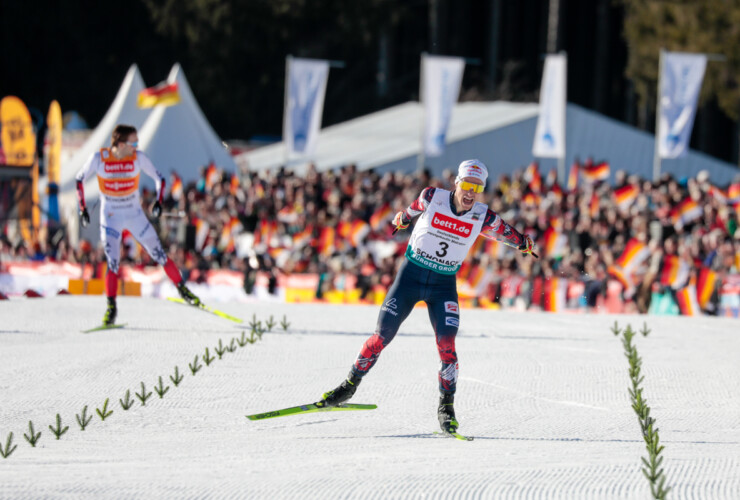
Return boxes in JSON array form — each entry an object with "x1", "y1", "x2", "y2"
[
  {"x1": 422, "y1": 55, "x2": 465, "y2": 157},
  {"x1": 658, "y1": 52, "x2": 707, "y2": 159},
  {"x1": 532, "y1": 54, "x2": 566, "y2": 159},
  {"x1": 283, "y1": 57, "x2": 330, "y2": 157}
]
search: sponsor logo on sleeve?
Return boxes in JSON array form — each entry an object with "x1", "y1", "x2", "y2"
[
  {"x1": 444, "y1": 301, "x2": 459, "y2": 314},
  {"x1": 445, "y1": 316, "x2": 459, "y2": 327}
]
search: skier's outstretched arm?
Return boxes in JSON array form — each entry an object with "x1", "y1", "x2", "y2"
[
  {"x1": 392, "y1": 187, "x2": 436, "y2": 233},
  {"x1": 480, "y1": 209, "x2": 537, "y2": 257}
]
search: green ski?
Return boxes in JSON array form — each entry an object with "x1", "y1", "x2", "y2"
[
  {"x1": 247, "y1": 402, "x2": 377, "y2": 421},
  {"x1": 167, "y1": 297, "x2": 242, "y2": 323},
  {"x1": 434, "y1": 430, "x2": 474, "y2": 441},
  {"x1": 81, "y1": 323, "x2": 127, "y2": 334}
]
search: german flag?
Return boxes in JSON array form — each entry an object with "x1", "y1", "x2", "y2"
[
  {"x1": 613, "y1": 185, "x2": 638, "y2": 213},
  {"x1": 670, "y1": 197, "x2": 703, "y2": 226},
  {"x1": 369, "y1": 204, "x2": 392, "y2": 231},
  {"x1": 696, "y1": 267, "x2": 717, "y2": 308},
  {"x1": 615, "y1": 239, "x2": 650, "y2": 270},
  {"x1": 543, "y1": 278, "x2": 567, "y2": 312},
  {"x1": 542, "y1": 227, "x2": 567, "y2": 259},
  {"x1": 170, "y1": 175, "x2": 183, "y2": 201},
  {"x1": 659, "y1": 255, "x2": 689, "y2": 290},
  {"x1": 581, "y1": 162, "x2": 610, "y2": 183},
  {"x1": 567, "y1": 161, "x2": 579, "y2": 192},
  {"x1": 349, "y1": 220, "x2": 370, "y2": 247},
  {"x1": 137, "y1": 82, "x2": 180, "y2": 108},
  {"x1": 729, "y1": 182, "x2": 740, "y2": 203},
  {"x1": 676, "y1": 284, "x2": 701, "y2": 316}
]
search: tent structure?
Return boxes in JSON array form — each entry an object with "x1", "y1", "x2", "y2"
[
  {"x1": 239, "y1": 101, "x2": 740, "y2": 186},
  {"x1": 138, "y1": 63, "x2": 236, "y2": 182}
]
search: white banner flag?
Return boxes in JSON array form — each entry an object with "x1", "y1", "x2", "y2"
[
  {"x1": 658, "y1": 52, "x2": 707, "y2": 159},
  {"x1": 422, "y1": 55, "x2": 465, "y2": 157},
  {"x1": 283, "y1": 57, "x2": 330, "y2": 157},
  {"x1": 532, "y1": 54, "x2": 567, "y2": 159}
]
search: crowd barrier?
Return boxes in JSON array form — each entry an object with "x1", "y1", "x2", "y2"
[{"x1": 1, "y1": 261, "x2": 738, "y2": 317}]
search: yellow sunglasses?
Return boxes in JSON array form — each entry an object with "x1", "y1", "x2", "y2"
[{"x1": 458, "y1": 180, "x2": 484, "y2": 194}]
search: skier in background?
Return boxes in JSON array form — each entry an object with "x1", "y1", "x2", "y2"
[
  {"x1": 76, "y1": 124, "x2": 200, "y2": 325},
  {"x1": 318, "y1": 159, "x2": 537, "y2": 435}
]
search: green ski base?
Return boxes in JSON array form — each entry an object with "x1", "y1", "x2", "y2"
[
  {"x1": 81, "y1": 323, "x2": 127, "y2": 334},
  {"x1": 434, "y1": 430, "x2": 474, "y2": 441},
  {"x1": 167, "y1": 297, "x2": 242, "y2": 323},
  {"x1": 247, "y1": 402, "x2": 377, "y2": 421}
]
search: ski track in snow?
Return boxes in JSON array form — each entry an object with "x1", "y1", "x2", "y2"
[{"x1": 1, "y1": 297, "x2": 739, "y2": 499}]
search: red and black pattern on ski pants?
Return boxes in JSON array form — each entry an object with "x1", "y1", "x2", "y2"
[{"x1": 351, "y1": 258, "x2": 459, "y2": 394}]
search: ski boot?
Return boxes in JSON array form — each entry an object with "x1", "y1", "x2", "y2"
[
  {"x1": 438, "y1": 393, "x2": 459, "y2": 433},
  {"x1": 102, "y1": 297, "x2": 117, "y2": 326},
  {"x1": 177, "y1": 281, "x2": 201, "y2": 306},
  {"x1": 318, "y1": 371, "x2": 361, "y2": 407}
]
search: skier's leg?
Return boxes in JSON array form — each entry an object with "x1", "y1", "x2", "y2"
[
  {"x1": 427, "y1": 287, "x2": 460, "y2": 432},
  {"x1": 100, "y1": 217, "x2": 123, "y2": 325},
  {"x1": 132, "y1": 210, "x2": 200, "y2": 304},
  {"x1": 319, "y1": 261, "x2": 421, "y2": 406}
]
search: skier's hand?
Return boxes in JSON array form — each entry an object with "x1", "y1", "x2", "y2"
[
  {"x1": 392, "y1": 211, "x2": 410, "y2": 234},
  {"x1": 79, "y1": 207, "x2": 90, "y2": 228},
  {"x1": 151, "y1": 201, "x2": 162, "y2": 219},
  {"x1": 518, "y1": 234, "x2": 538, "y2": 258}
]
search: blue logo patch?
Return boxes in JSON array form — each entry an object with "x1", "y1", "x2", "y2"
[
  {"x1": 104, "y1": 226, "x2": 120, "y2": 239},
  {"x1": 445, "y1": 317, "x2": 459, "y2": 327}
]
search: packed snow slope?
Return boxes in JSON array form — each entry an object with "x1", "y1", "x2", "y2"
[{"x1": 1, "y1": 297, "x2": 739, "y2": 499}]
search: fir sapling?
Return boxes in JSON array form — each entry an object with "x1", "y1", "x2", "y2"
[
  {"x1": 170, "y1": 366, "x2": 184, "y2": 386},
  {"x1": 155, "y1": 376, "x2": 170, "y2": 398},
  {"x1": 280, "y1": 315, "x2": 290, "y2": 331},
  {"x1": 0, "y1": 432, "x2": 18, "y2": 458},
  {"x1": 120, "y1": 389, "x2": 134, "y2": 410},
  {"x1": 215, "y1": 339, "x2": 227, "y2": 359},
  {"x1": 203, "y1": 347, "x2": 215, "y2": 366},
  {"x1": 49, "y1": 414, "x2": 69, "y2": 440},
  {"x1": 189, "y1": 355, "x2": 202, "y2": 375},
  {"x1": 96, "y1": 398, "x2": 113, "y2": 421},
  {"x1": 76, "y1": 405, "x2": 93, "y2": 429},
  {"x1": 136, "y1": 382, "x2": 153, "y2": 406},
  {"x1": 24, "y1": 421, "x2": 41, "y2": 446}
]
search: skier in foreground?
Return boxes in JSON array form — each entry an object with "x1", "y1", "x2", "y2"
[
  {"x1": 75, "y1": 124, "x2": 201, "y2": 326},
  {"x1": 317, "y1": 159, "x2": 536, "y2": 436}
]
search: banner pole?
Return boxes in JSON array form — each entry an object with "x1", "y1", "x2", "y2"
[
  {"x1": 417, "y1": 53, "x2": 426, "y2": 172},
  {"x1": 282, "y1": 55, "x2": 291, "y2": 168},
  {"x1": 653, "y1": 49, "x2": 664, "y2": 183}
]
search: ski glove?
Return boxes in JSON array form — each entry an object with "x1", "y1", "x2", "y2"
[
  {"x1": 79, "y1": 207, "x2": 90, "y2": 228},
  {"x1": 392, "y1": 211, "x2": 411, "y2": 232},
  {"x1": 152, "y1": 201, "x2": 162, "y2": 219},
  {"x1": 518, "y1": 234, "x2": 536, "y2": 255}
]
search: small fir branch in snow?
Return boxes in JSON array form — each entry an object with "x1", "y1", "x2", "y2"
[
  {"x1": 120, "y1": 390, "x2": 134, "y2": 410},
  {"x1": 248, "y1": 314, "x2": 261, "y2": 332},
  {"x1": 215, "y1": 339, "x2": 227, "y2": 359},
  {"x1": 248, "y1": 330, "x2": 257, "y2": 344},
  {"x1": 611, "y1": 321, "x2": 622, "y2": 336},
  {"x1": 49, "y1": 414, "x2": 69, "y2": 440},
  {"x1": 24, "y1": 421, "x2": 41, "y2": 446},
  {"x1": 96, "y1": 398, "x2": 113, "y2": 421},
  {"x1": 155, "y1": 376, "x2": 170, "y2": 398},
  {"x1": 265, "y1": 315, "x2": 276, "y2": 332},
  {"x1": 136, "y1": 382, "x2": 153, "y2": 406},
  {"x1": 189, "y1": 355, "x2": 202, "y2": 375},
  {"x1": 170, "y1": 366, "x2": 184, "y2": 387},
  {"x1": 640, "y1": 322, "x2": 651, "y2": 337},
  {"x1": 0, "y1": 432, "x2": 18, "y2": 458},
  {"x1": 203, "y1": 347, "x2": 215, "y2": 366},
  {"x1": 227, "y1": 338, "x2": 237, "y2": 353},
  {"x1": 76, "y1": 405, "x2": 93, "y2": 430},
  {"x1": 621, "y1": 323, "x2": 671, "y2": 500},
  {"x1": 280, "y1": 315, "x2": 290, "y2": 331},
  {"x1": 236, "y1": 331, "x2": 249, "y2": 347}
]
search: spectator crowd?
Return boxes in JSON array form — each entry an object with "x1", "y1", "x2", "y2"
[{"x1": 2, "y1": 159, "x2": 739, "y2": 316}]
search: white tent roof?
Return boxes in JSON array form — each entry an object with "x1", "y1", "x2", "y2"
[
  {"x1": 138, "y1": 63, "x2": 236, "y2": 181},
  {"x1": 239, "y1": 101, "x2": 539, "y2": 175}
]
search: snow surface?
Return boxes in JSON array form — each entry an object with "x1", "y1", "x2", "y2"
[{"x1": 1, "y1": 297, "x2": 739, "y2": 499}]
